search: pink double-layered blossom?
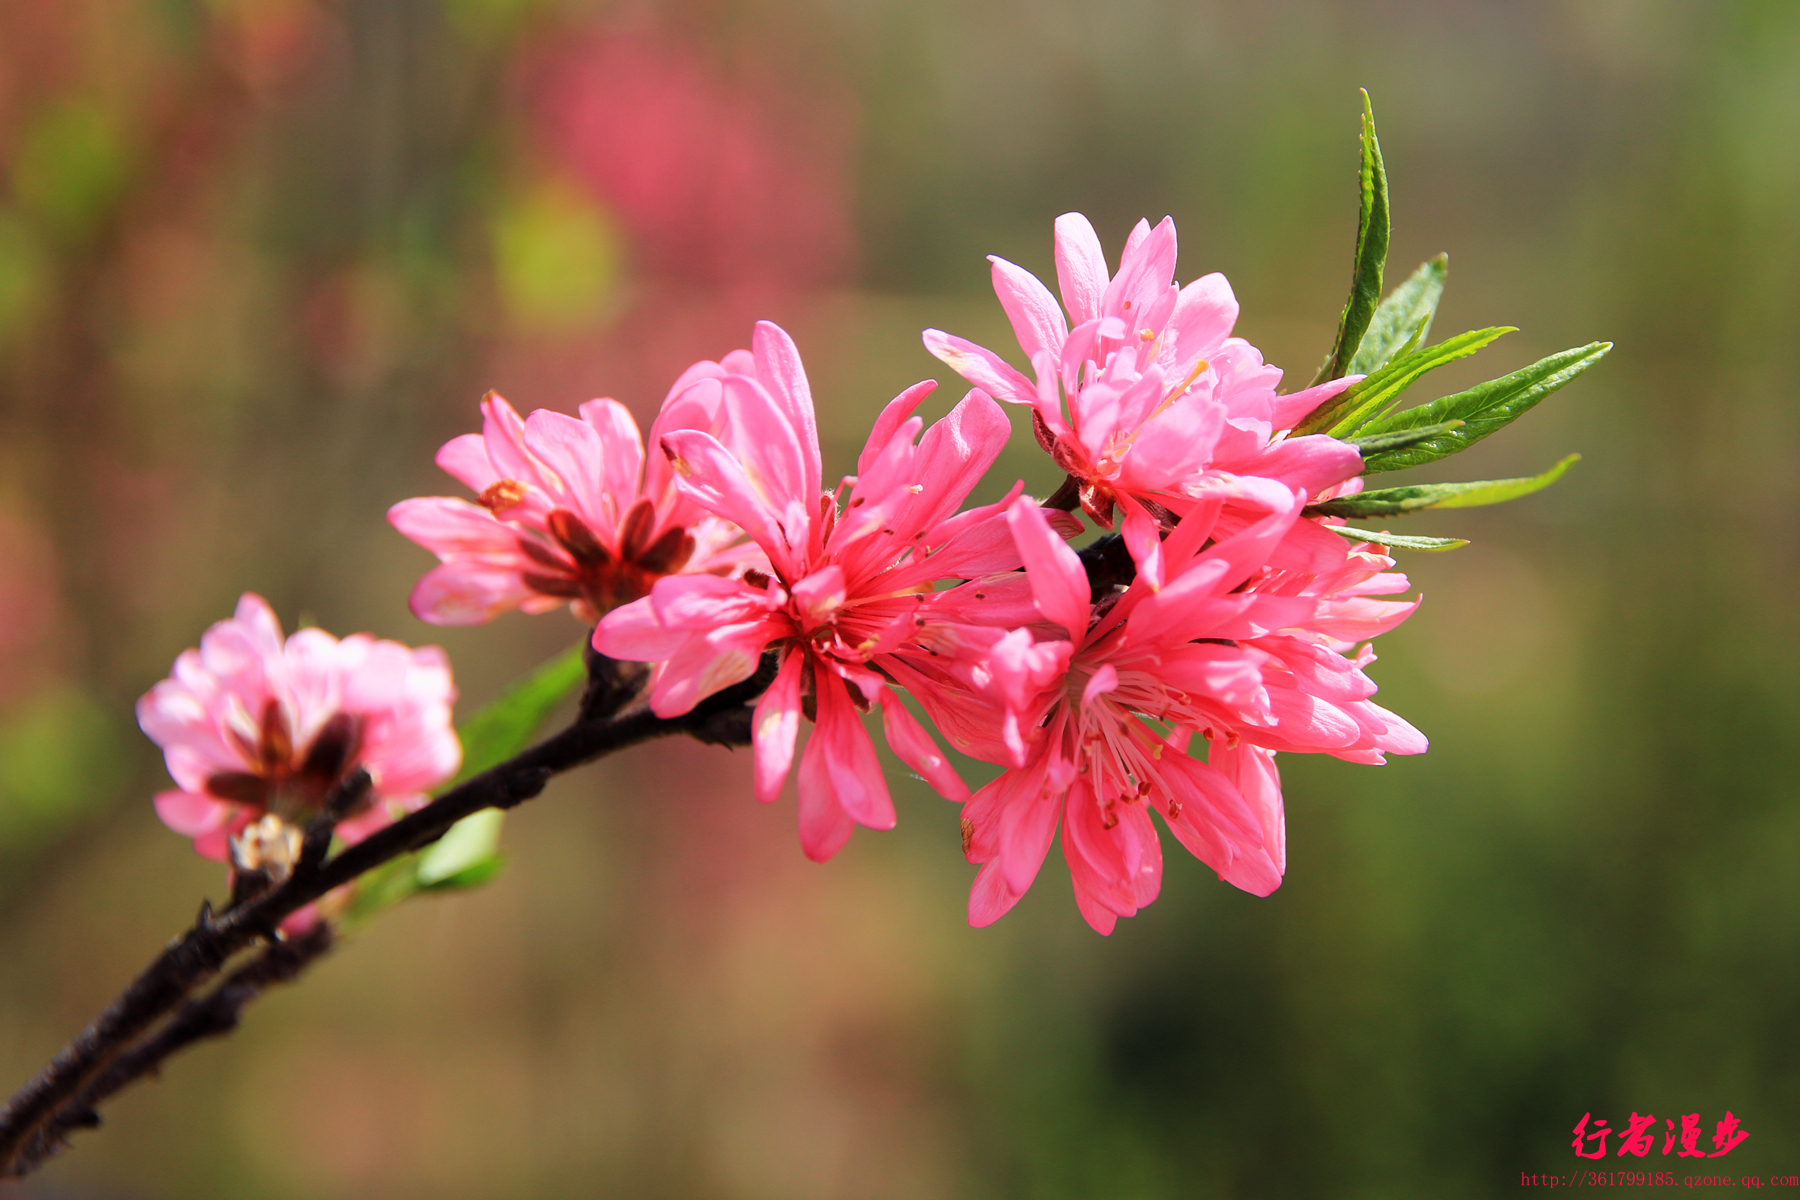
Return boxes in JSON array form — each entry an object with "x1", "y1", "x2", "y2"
[
  {"x1": 388, "y1": 384, "x2": 754, "y2": 627},
  {"x1": 137, "y1": 594, "x2": 461, "y2": 868},
  {"x1": 924, "y1": 213, "x2": 1366, "y2": 584},
  {"x1": 595, "y1": 321, "x2": 1026, "y2": 861},
  {"x1": 906, "y1": 492, "x2": 1423, "y2": 935}
]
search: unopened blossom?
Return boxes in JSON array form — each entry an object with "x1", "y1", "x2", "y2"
[
  {"x1": 137, "y1": 594, "x2": 461, "y2": 873},
  {"x1": 924, "y1": 213, "x2": 1365, "y2": 584},
  {"x1": 596, "y1": 321, "x2": 1029, "y2": 861},
  {"x1": 389, "y1": 384, "x2": 754, "y2": 626},
  {"x1": 904, "y1": 493, "x2": 1422, "y2": 935}
]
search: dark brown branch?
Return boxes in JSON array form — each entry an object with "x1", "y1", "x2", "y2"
[
  {"x1": 30, "y1": 926, "x2": 335, "y2": 1160},
  {"x1": 580, "y1": 644, "x2": 650, "y2": 722},
  {"x1": 297, "y1": 768, "x2": 374, "y2": 876},
  {"x1": 1077, "y1": 532, "x2": 1136, "y2": 602},
  {"x1": 0, "y1": 654, "x2": 775, "y2": 1177}
]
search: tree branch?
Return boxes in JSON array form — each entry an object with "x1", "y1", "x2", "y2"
[
  {"x1": 0, "y1": 653, "x2": 776, "y2": 1177},
  {"x1": 1077, "y1": 532, "x2": 1136, "y2": 602},
  {"x1": 29, "y1": 926, "x2": 336, "y2": 1161}
]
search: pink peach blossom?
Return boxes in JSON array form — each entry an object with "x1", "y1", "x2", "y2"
[
  {"x1": 136, "y1": 594, "x2": 460, "y2": 867},
  {"x1": 924, "y1": 213, "x2": 1366, "y2": 584},
  {"x1": 917, "y1": 495, "x2": 1422, "y2": 935},
  {"x1": 596, "y1": 321, "x2": 1024, "y2": 860},
  {"x1": 388, "y1": 383, "x2": 753, "y2": 627}
]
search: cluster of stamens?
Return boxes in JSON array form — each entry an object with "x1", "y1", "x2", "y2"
[{"x1": 480, "y1": 484, "x2": 696, "y2": 620}]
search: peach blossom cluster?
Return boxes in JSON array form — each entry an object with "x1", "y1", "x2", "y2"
[{"x1": 140, "y1": 214, "x2": 1424, "y2": 934}]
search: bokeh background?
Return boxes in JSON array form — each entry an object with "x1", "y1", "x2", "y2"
[{"x1": 1, "y1": 0, "x2": 1797, "y2": 1196}]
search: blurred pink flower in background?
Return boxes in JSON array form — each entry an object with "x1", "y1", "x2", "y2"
[
  {"x1": 597, "y1": 321, "x2": 1018, "y2": 860},
  {"x1": 136, "y1": 593, "x2": 460, "y2": 864},
  {"x1": 481, "y1": 21, "x2": 860, "y2": 413},
  {"x1": 522, "y1": 26, "x2": 855, "y2": 289},
  {"x1": 925, "y1": 213, "x2": 1366, "y2": 585},
  {"x1": 931, "y1": 496, "x2": 1423, "y2": 935},
  {"x1": 389, "y1": 388, "x2": 753, "y2": 626}
]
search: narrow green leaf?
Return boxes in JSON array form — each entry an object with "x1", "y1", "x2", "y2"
[
  {"x1": 1347, "y1": 255, "x2": 1448, "y2": 376},
  {"x1": 1328, "y1": 526, "x2": 1469, "y2": 552},
  {"x1": 1310, "y1": 454, "x2": 1579, "y2": 518},
  {"x1": 1309, "y1": 88, "x2": 1390, "y2": 388},
  {"x1": 416, "y1": 809, "x2": 505, "y2": 887},
  {"x1": 449, "y1": 643, "x2": 586, "y2": 786},
  {"x1": 1344, "y1": 419, "x2": 1464, "y2": 457},
  {"x1": 1358, "y1": 342, "x2": 1613, "y2": 473},
  {"x1": 1295, "y1": 327, "x2": 1514, "y2": 437}
]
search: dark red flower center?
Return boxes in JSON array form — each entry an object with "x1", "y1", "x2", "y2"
[
  {"x1": 516, "y1": 499, "x2": 696, "y2": 618},
  {"x1": 208, "y1": 703, "x2": 365, "y2": 821}
]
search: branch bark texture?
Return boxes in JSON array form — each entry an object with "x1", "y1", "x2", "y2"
[{"x1": 0, "y1": 653, "x2": 774, "y2": 1177}]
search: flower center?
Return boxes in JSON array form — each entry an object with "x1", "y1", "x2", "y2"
[
  {"x1": 209, "y1": 703, "x2": 366, "y2": 822},
  {"x1": 517, "y1": 503, "x2": 696, "y2": 619}
]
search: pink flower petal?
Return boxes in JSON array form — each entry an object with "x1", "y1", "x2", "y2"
[
  {"x1": 750, "y1": 320, "x2": 822, "y2": 503},
  {"x1": 752, "y1": 651, "x2": 804, "y2": 802},
  {"x1": 387, "y1": 496, "x2": 523, "y2": 558},
  {"x1": 989, "y1": 255, "x2": 1068, "y2": 363},
  {"x1": 809, "y1": 672, "x2": 895, "y2": 832},
  {"x1": 855, "y1": 381, "x2": 935, "y2": 477},
  {"x1": 1164, "y1": 272, "x2": 1239, "y2": 358},
  {"x1": 968, "y1": 860, "x2": 1025, "y2": 928},
  {"x1": 646, "y1": 617, "x2": 780, "y2": 717},
  {"x1": 1006, "y1": 499, "x2": 1090, "y2": 642},
  {"x1": 921, "y1": 329, "x2": 1037, "y2": 405},
  {"x1": 154, "y1": 789, "x2": 231, "y2": 838},
  {"x1": 522, "y1": 408, "x2": 608, "y2": 531},
  {"x1": 435, "y1": 433, "x2": 499, "y2": 493},
  {"x1": 660, "y1": 428, "x2": 796, "y2": 579},
  {"x1": 407, "y1": 562, "x2": 534, "y2": 626},
  {"x1": 592, "y1": 596, "x2": 687, "y2": 663},
  {"x1": 1053, "y1": 212, "x2": 1109, "y2": 326},
  {"x1": 578, "y1": 398, "x2": 647, "y2": 526},
  {"x1": 1079, "y1": 663, "x2": 1119, "y2": 709},
  {"x1": 877, "y1": 690, "x2": 968, "y2": 801},
  {"x1": 1119, "y1": 497, "x2": 1165, "y2": 591},
  {"x1": 1102, "y1": 216, "x2": 1177, "y2": 323}
]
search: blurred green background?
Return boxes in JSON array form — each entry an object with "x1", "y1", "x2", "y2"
[{"x1": 2, "y1": 0, "x2": 1797, "y2": 1196}]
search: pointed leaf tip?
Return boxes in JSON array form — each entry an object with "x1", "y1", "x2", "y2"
[
  {"x1": 1311, "y1": 454, "x2": 1580, "y2": 519},
  {"x1": 1357, "y1": 341, "x2": 1612, "y2": 472},
  {"x1": 1309, "y1": 88, "x2": 1391, "y2": 389},
  {"x1": 1329, "y1": 526, "x2": 1469, "y2": 552}
]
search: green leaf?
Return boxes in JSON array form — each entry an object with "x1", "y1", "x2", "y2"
[
  {"x1": 1347, "y1": 255, "x2": 1447, "y2": 376},
  {"x1": 1295, "y1": 327, "x2": 1514, "y2": 438},
  {"x1": 342, "y1": 644, "x2": 589, "y2": 924},
  {"x1": 419, "y1": 855, "x2": 507, "y2": 891},
  {"x1": 1328, "y1": 526, "x2": 1469, "y2": 552},
  {"x1": 1310, "y1": 454, "x2": 1580, "y2": 518},
  {"x1": 1358, "y1": 342, "x2": 1613, "y2": 473},
  {"x1": 415, "y1": 808, "x2": 506, "y2": 888},
  {"x1": 449, "y1": 643, "x2": 586, "y2": 786},
  {"x1": 1344, "y1": 420, "x2": 1464, "y2": 457},
  {"x1": 1309, "y1": 89, "x2": 1390, "y2": 388},
  {"x1": 340, "y1": 857, "x2": 425, "y2": 927}
]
